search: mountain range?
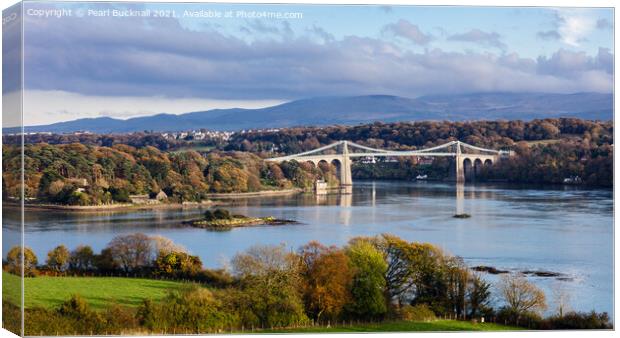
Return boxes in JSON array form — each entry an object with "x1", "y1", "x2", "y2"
[{"x1": 7, "y1": 92, "x2": 613, "y2": 134}]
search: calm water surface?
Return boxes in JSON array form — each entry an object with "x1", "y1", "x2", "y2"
[{"x1": 3, "y1": 181, "x2": 613, "y2": 316}]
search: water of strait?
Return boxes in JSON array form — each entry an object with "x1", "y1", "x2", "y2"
[{"x1": 3, "y1": 181, "x2": 613, "y2": 316}]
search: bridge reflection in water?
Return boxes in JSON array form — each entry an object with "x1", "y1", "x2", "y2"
[{"x1": 312, "y1": 182, "x2": 468, "y2": 226}]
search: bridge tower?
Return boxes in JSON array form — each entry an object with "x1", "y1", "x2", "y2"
[
  {"x1": 454, "y1": 141, "x2": 465, "y2": 183},
  {"x1": 340, "y1": 141, "x2": 353, "y2": 186}
]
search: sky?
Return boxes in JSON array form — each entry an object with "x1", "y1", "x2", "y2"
[{"x1": 3, "y1": 1, "x2": 615, "y2": 126}]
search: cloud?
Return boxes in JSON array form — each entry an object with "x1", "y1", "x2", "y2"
[
  {"x1": 381, "y1": 19, "x2": 432, "y2": 45},
  {"x1": 537, "y1": 30, "x2": 561, "y2": 41},
  {"x1": 596, "y1": 18, "x2": 612, "y2": 30},
  {"x1": 240, "y1": 19, "x2": 293, "y2": 39},
  {"x1": 306, "y1": 25, "x2": 334, "y2": 43},
  {"x1": 555, "y1": 9, "x2": 596, "y2": 47},
  {"x1": 21, "y1": 3, "x2": 613, "y2": 116},
  {"x1": 537, "y1": 48, "x2": 613, "y2": 77},
  {"x1": 448, "y1": 29, "x2": 506, "y2": 50}
]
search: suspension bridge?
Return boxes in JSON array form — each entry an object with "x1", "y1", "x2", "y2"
[{"x1": 266, "y1": 140, "x2": 512, "y2": 185}]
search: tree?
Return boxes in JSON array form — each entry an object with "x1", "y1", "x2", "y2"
[
  {"x1": 93, "y1": 248, "x2": 118, "y2": 273},
  {"x1": 467, "y1": 273, "x2": 492, "y2": 318},
  {"x1": 232, "y1": 244, "x2": 307, "y2": 328},
  {"x1": 105, "y1": 233, "x2": 154, "y2": 272},
  {"x1": 46, "y1": 245, "x2": 71, "y2": 273},
  {"x1": 69, "y1": 245, "x2": 95, "y2": 271},
  {"x1": 153, "y1": 251, "x2": 203, "y2": 278},
  {"x1": 551, "y1": 282, "x2": 572, "y2": 317},
  {"x1": 6, "y1": 246, "x2": 38, "y2": 276},
  {"x1": 345, "y1": 239, "x2": 388, "y2": 319},
  {"x1": 498, "y1": 274, "x2": 547, "y2": 322},
  {"x1": 214, "y1": 209, "x2": 231, "y2": 220},
  {"x1": 298, "y1": 241, "x2": 353, "y2": 322},
  {"x1": 373, "y1": 234, "x2": 445, "y2": 305},
  {"x1": 445, "y1": 257, "x2": 469, "y2": 318},
  {"x1": 150, "y1": 235, "x2": 187, "y2": 256}
]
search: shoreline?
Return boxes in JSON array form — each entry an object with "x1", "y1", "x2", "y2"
[
  {"x1": 5, "y1": 188, "x2": 304, "y2": 213},
  {"x1": 204, "y1": 188, "x2": 303, "y2": 199}
]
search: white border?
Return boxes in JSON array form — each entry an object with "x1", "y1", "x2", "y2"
[{"x1": 0, "y1": 1, "x2": 616, "y2": 338}]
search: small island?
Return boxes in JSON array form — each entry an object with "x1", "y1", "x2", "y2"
[
  {"x1": 185, "y1": 208, "x2": 297, "y2": 231},
  {"x1": 453, "y1": 213, "x2": 471, "y2": 219}
]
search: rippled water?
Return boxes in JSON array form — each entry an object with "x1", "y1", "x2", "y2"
[{"x1": 3, "y1": 181, "x2": 613, "y2": 316}]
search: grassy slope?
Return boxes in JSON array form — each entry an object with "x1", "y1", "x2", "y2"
[
  {"x1": 3, "y1": 271, "x2": 188, "y2": 310},
  {"x1": 261, "y1": 320, "x2": 522, "y2": 332},
  {"x1": 3, "y1": 272, "x2": 522, "y2": 332}
]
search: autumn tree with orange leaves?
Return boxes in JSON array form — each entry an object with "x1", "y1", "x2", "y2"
[{"x1": 298, "y1": 241, "x2": 354, "y2": 322}]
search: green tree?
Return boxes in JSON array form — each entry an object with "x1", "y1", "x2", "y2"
[
  {"x1": 345, "y1": 239, "x2": 388, "y2": 319},
  {"x1": 468, "y1": 274, "x2": 492, "y2": 318}
]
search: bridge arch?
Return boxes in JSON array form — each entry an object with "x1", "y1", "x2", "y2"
[
  {"x1": 302, "y1": 160, "x2": 317, "y2": 170},
  {"x1": 463, "y1": 158, "x2": 474, "y2": 181},
  {"x1": 317, "y1": 159, "x2": 330, "y2": 172},
  {"x1": 484, "y1": 159, "x2": 493, "y2": 166},
  {"x1": 474, "y1": 158, "x2": 483, "y2": 176},
  {"x1": 330, "y1": 158, "x2": 342, "y2": 173}
]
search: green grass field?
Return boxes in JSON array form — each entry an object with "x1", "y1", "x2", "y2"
[
  {"x1": 3, "y1": 271, "x2": 188, "y2": 310},
  {"x1": 260, "y1": 320, "x2": 522, "y2": 332},
  {"x1": 2, "y1": 272, "x2": 522, "y2": 332}
]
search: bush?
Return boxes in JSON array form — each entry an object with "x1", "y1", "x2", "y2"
[
  {"x1": 101, "y1": 304, "x2": 139, "y2": 334},
  {"x1": 541, "y1": 311, "x2": 612, "y2": 330},
  {"x1": 21, "y1": 297, "x2": 138, "y2": 336},
  {"x1": 25, "y1": 307, "x2": 76, "y2": 336},
  {"x1": 204, "y1": 210, "x2": 216, "y2": 221},
  {"x1": 395, "y1": 304, "x2": 437, "y2": 322},
  {"x1": 214, "y1": 209, "x2": 232, "y2": 220},
  {"x1": 138, "y1": 287, "x2": 236, "y2": 333},
  {"x1": 3, "y1": 301, "x2": 21, "y2": 335},
  {"x1": 153, "y1": 251, "x2": 203, "y2": 279},
  {"x1": 108, "y1": 187, "x2": 131, "y2": 203},
  {"x1": 204, "y1": 209, "x2": 232, "y2": 221},
  {"x1": 496, "y1": 306, "x2": 543, "y2": 328},
  {"x1": 56, "y1": 294, "x2": 105, "y2": 334},
  {"x1": 196, "y1": 269, "x2": 235, "y2": 288}
]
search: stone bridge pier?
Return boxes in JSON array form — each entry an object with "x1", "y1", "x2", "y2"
[{"x1": 454, "y1": 154, "x2": 497, "y2": 182}]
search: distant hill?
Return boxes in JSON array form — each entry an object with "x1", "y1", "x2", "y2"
[{"x1": 8, "y1": 92, "x2": 612, "y2": 134}]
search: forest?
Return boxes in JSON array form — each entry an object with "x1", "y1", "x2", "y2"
[
  {"x1": 3, "y1": 233, "x2": 611, "y2": 335},
  {"x1": 2, "y1": 118, "x2": 613, "y2": 206},
  {"x1": 225, "y1": 118, "x2": 613, "y2": 187},
  {"x1": 2, "y1": 143, "x2": 339, "y2": 205}
]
